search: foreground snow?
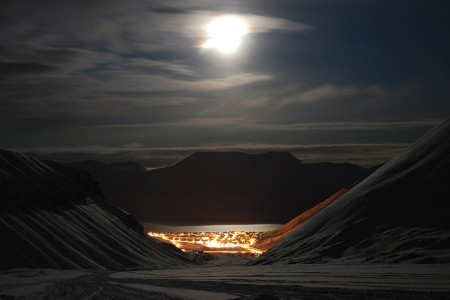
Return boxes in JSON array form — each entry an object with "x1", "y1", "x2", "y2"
[{"x1": 2, "y1": 261, "x2": 450, "y2": 299}]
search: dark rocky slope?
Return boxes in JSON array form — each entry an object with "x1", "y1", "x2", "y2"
[{"x1": 0, "y1": 150, "x2": 192, "y2": 270}]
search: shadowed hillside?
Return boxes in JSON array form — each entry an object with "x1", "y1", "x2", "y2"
[{"x1": 0, "y1": 150, "x2": 192, "y2": 270}]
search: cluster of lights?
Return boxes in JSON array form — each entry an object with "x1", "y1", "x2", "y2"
[{"x1": 148, "y1": 231, "x2": 263, "y2": 254}]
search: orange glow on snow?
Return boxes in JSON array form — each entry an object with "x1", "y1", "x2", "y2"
[
  {"x1": 148, "y1": 231, "x2": 264, "y2": 254},
  {"x1": 255, "y1": 188, "x2": 350, "y2": 251}
]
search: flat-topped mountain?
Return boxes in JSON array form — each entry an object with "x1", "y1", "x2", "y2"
[
  {"x1": 68, "y1": 151, "x2": 375, "y2": 225},
  {"x1": 174, "y1": 151, "x2": 302, "y2": 171},
  {"x1": 257, "y1": 117, "x2": 450, "y2": 264},
  {"x1": 0, "y1": 150, "x2": 191, "y2": 270}
]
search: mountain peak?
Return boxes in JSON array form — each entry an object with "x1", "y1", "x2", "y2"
[{"x1": 176, "y1": 151, "x2": 302, "y2": 169}]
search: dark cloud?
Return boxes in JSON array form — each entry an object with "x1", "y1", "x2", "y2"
[{"x1": 0, "y1": 61, "x2": 58, "y2": 76}]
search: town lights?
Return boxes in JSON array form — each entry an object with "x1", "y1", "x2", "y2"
[{"x1": 148, "y1": 231, "x2": 263, "y2": 254}]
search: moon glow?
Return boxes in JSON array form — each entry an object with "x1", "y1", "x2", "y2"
[{"x1": 202, "y1": 16, "x2": 248, "y2": 54}]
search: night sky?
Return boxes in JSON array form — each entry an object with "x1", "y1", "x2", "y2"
[{"x1": 1, "y1": 0, "x2": 450, "y2": 168}]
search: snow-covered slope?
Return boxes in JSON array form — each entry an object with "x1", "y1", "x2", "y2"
[
  {"x1": 257, "y1": 118, "x2": 450, "y2": 264},
  {"x1": 0, "y1": 150, "x2": 192, "y2": 270}
]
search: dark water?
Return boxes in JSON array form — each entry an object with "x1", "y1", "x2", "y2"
[{"x1": 145, "y1": 224, "x2": 281, "y2": 233}]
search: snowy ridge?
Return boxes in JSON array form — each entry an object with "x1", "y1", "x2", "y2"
[
  {"x1": 0, "y1": 150, "x2": 192, "y2": 270},
  {"x1": 257, "y1": 117, "x2": 450, "y2": 264}
]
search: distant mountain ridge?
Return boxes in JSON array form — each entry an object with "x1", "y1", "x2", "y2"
[
  {"x1": 305, "y1": 162, "x2": 380, "y2": 188},
  {"x1": 109, "y1": 161, "x2": 147, "y2": 171},
  {"x1": 68, "y1": 151, "x2": 376, "y2": 225},
  {"x1": 256, "y1": 117, "x2": 450, "y2": 264},
  {"x1": 0, "y1": 150, "x2": 191, "y2": 270}
]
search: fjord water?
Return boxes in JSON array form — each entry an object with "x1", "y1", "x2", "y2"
[{"x1": 145, "y1": 223, "x2": 281, "y2": 233}]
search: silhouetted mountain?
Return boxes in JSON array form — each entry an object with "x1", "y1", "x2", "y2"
[
  {"x1": 257, "y1": 117, "x2": 450, "y2": 264},
  {"x1": 68, "y1": 152, "x2": 375, "y2": 225},
  {"x1": 109, "y1": 161, "x2": 146, "y2": 171},
  {"x1": 0, "y1": 150, "x2": 191, "y2": 270},
  {"x1": 305, "y1": 162, "x2": 380, "y2": 188}
]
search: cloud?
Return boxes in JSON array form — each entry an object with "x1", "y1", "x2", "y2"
[
  {"x1": 129, "y1": 9, "x2": 311, "y2": 35},
  {"x1": 123, "y1": 58, "x2": 198, "y2": 78},
  {"x1": 292, "y1": 84, "x2": 381, "y2": 104},
  {"x1": 0, "y1": 61, "x2": 58, "y2": 76},
  {"x1": 89, "y1": 117, "x2": 441, "y2": 133},
  {"x1": 244, "y1": 14, "x2": 312, "y2": 33},
  {"x1": 0, "y1": 43, "x2": 117, "y2": 78},
  {"x1": 90, "y1": 71, "x2": 273, "y2": 95},
  {"x1": 1, "y1": 0, "x2": 312, "y2": 55},
  {"x1": 272, "y1": 84, "x2": 386, "y2": 107},
  {"x1": 232, "y1": 79, "x2": 450, "y2": 127},
  {"x1": 0, "y1": 43, "x2": 79, "y2": 64},
  {"x1": 121, "y1": 142, "x2": 146, "y2": 148}
]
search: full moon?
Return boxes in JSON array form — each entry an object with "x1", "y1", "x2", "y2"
[{"x1": 202, "y1": 16, "x2": 248, "y2": 54}]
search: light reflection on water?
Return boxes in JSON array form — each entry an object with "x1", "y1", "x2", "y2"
[{"x1": 144, "y1": 224, "x2": 281, "y2": 233}]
